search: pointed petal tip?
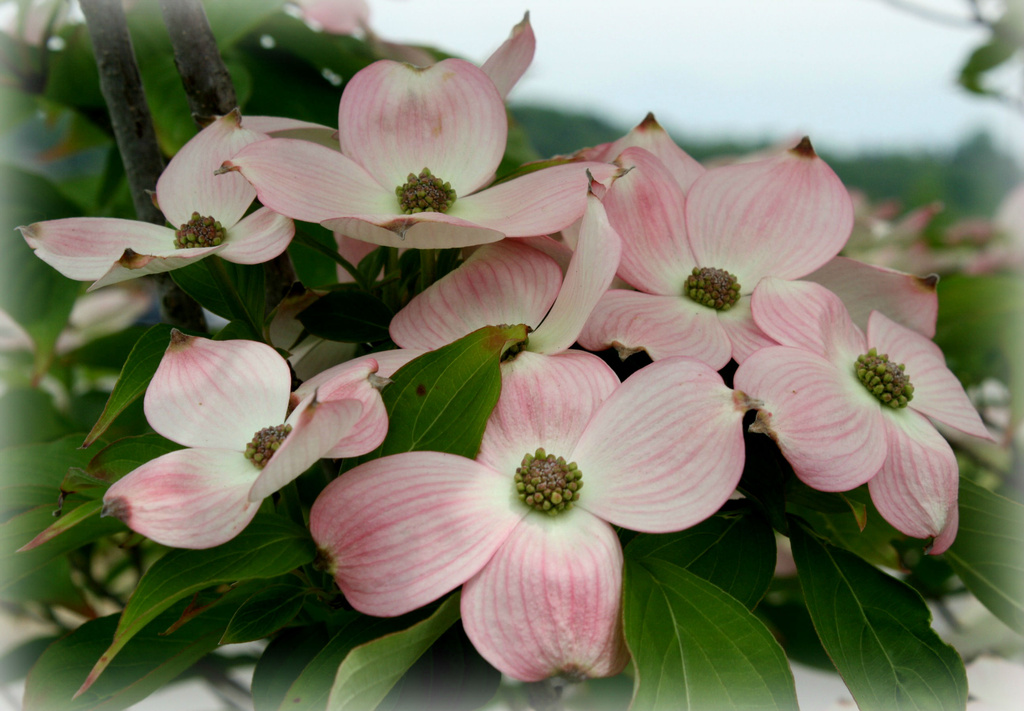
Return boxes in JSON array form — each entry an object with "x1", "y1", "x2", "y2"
[
  {"x1": 214, "y1": 161, "x2": 237, "y2": 176},
  {"x1": 917, "y1": 273, "x2": 940, "y2": 290},
  {"x1": 790, "y1": 136, "x2": 817, "y2": 158},
  {"x1": 748, "y1": 409, "x2": 779, "y2": 442},
  {"x1": 100, "y1": 497, "x2": 129, "y2": 522},
  {"x1": 733, "y1": 390, "x2": 764, "y2": 413},
  {"x1": 638, "y1": 111, "x2": 661, "y2": 130},
  {"x1": 168, "y1": 328, "x2": 193, "y2": 350}
]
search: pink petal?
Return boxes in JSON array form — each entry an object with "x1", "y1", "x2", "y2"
[
  {"x1": 716, "y1": 295, "x2": 778, "y2": 363},
  {"x1": 320, "y1": 214, "x2": 504, "y2": 249},
  {"x1": 19, "y1": 218, "x2": 175, "y2": 281},
  {"x1": 686, "y1": 139, "x2": 853, "y2": 287},
  {"x1": 804, "y1": 256, "x2": 938, "y2": 338},
  {"x1": 309, "y1": 451, "x2": 525, "y2": 617},
  {"x1": 461, "y1": 510, "x2": 629, "y2": 681},
  {"x1": 157, "y1": 111, "x2": 264, "y2": 229},
  {"x1": 577, "y1": 290, "x2": 732, "y2": 369},
  {"x1": 480, "y1": 12, "x2": 535, "y2": 99},
  {"x1": 600, "y1": 147, "x2": 695, "y2": 295},
  {"x1": 102, "y1": 448, "x2": 259, "y2": 549},
  {"x1": 144, "y1": 333, "x2": 291, "y2": 450},
  {"x1": 240, "y1": 115, "x2": 335, "y2": 134},
  {"x1": 295, "y1": 0, "x2": 369, "y2": 34},
  {"x1": 478, "y1": 350, "x2": 620, "y2": 477},
  {"x1": 217, "y1": 206, "x2": 294, "y2": 264},
  {"x1": 575, "y1": 357, "x2": 746, "y2": 532},
  {"x1": 453, "y1": 161, "x2": 620, "y2": 238},
  {"x1": 337, "y1": 58, "x2": 506, "y2": 196},
  {"x1": 867, "y1": 311, "x2": 992, "y2": 440},
  {"x1": 868, "y1": 409, "x2": 959, "y2": 553},
  {"x1": 88, "y1": 244, "x2": 224, "y2": 291},
  {"x1": 334, "y1": 234, "x2": 379, "y2": 282},
  {"x1": 225, "y1": 138, "x2": 395, "y2": 222},
  {"x1": 734, "y1": 346, "x2": 887, "y2": 491},
  {"x1": 529, "y1": 192, "x2": 622, "y2": 355},
  {"x1": 249, "y1": 397, "x2": 363, "y2": 501},
  {"x1": 591, "y1": 113, "x2": 705, "y2": 193},
  {"x1": 390, "y1": 240, "x2": 561, "y2": 351}
]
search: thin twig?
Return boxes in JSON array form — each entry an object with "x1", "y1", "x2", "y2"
[{"x1": 875, "y1": 0, "x2": 986, "y2": 28}]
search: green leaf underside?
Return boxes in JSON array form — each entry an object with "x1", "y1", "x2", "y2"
[
  {"x1": 789, "y1": 522, "x2": 967, "y2": 711},
  {"x1": 80, "y1": 515, "x2": 315, "y2": 695},
  {"x1": 623, "y1": 558, "x2": 798, "y2": 711},
  {"x1": 326, "y1": 592, "x2": 462, "y2": 711},
  {"x1": 945, "y1": 478, "x2": 1024, "y2": 635}
]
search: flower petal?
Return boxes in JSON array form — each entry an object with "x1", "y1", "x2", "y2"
[
  {"x1": 686, "y1": 139, "x2": 853, "y2": 286},
  {"x1": 309, "y1": 451, "x2": 525, "y2": 617},
  {"x1": 461, "y1": 510, "x2": 629, "y2": 682},
  {"x1": 601, "y1": 113, "x2": 705, "y2": 193},
  {"x1": 575, "y1": 357, "x2": 746, "y2": 532},
  {"x1": 320, "y1": 214, "x2": 504, "y2": 249},
  {"x1": 715, "y1": 294, "x2": 777, "y2": 363},
  {"x1": 294, "y1": 0, "x2": 368, "y2": 34},
  {"x1": 804, "y1": 256, "x2": 938, "y2": 338},
  {"x1": 217, "y1": 206, "x2": 294, "y2": 264},
  {"x1": 157, "y1": 110, "x2": 264, "y2": 229},
  {"x1": 338, "y1": 58, "x2": 506, "y2": 195},
  {"x1": 868, "y1": 409, "x2": 959, "y2": 553},
  {"x1": 480, "y1": 12, "x2": 535, "y2": 99},
  {"x1": 529, "y1": 192, "x2": 622, "y2": 355},
  {"x1": 249, "y1": 397, "x2": 363, "y2": 501},
  {"x1": 868, "y1": 311, "x2": 992, "y2": 440},
  {"x1": 102, "y1": 448, "x2": 259, "y2": 549},
  {"x1": 734, "y1": 346, "x2": 887, "y2": 491},
  {"x1": 390, "y1": 240, "x2": 561, "y2": 351},
  {"x1": 144, "y1": 333, "x2": 291, "y2": 449},
  {"x1": 87, "y1": 245, "x2": 223, "y2": 291},
  {"x1": 578, "y1": 290, "x2": 732, "y2": 369}
]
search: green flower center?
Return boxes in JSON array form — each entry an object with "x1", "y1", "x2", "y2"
[
  {"x1": 175, "y1": 212, "x2": 226, "y2": 249},
  {"x1": 855, "y1": 348, "x2": 915, "y2": 409},
  {"x1": 515, "y1": 448, "x2": 583, "y2": 516},
  {"x1": 245, "y1": 424, "x2": 293, "y2": 468},
  {"x1": 396, "y1": 168, "x2": 456, "y2": 214},
  {"x1": 685, "y1": 267, "x2": 741, "y2": 310}
]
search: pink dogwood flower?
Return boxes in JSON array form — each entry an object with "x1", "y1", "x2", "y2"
[
  {"x1": 578, "y1": 139, "x2": 853, "y2": 369},
  {"x1": 101, "y1": 333, "x2": 370, "y2": 549},
  {"x1": 222, "y1": 56, "x2": 615, "y2": 249},
  {"x1": 19, "y1": 111, "x2": 294, "y2": 290},
  {"x1": 733, "y1": 278, "x2": 992, "y2": 553},
  {"x1": 310, "y1": 354, "x2": 755, "y2": 680}
]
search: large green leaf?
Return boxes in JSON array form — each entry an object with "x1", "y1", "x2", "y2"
[
  {"x1": 253, "y1": 627, "x2": 331, "y2": 711},
  {"x1": 171, "y1": 257, "x2": 266, "y2": 337},
  {"x1": 945, "y1": 478, "x2": 1024, "y2": 634},
  {"x1": 327, "y1": 592, "x2": 462, "y2": 711},
  {"x1": 624, "y1": 505, "x2": 776, "y2": 609},
  {"x1": 297, "y1": 290, "x2": 394, "y2": 343},
  {"x1": 78, "y1": 515, "x2": 315, "y2": 695},
  {"x1": 220, "y1": 580, "x2": 308, "y2": 645},
  {"x1": 790, "y1": 522, "x2": 966, "y2": 710},
  {"x1": 622, "y1": 557, "x2": 797, "y2": 710},
  {"x1": 0, "y1": 435, "x2": 93, "y2": 520}
]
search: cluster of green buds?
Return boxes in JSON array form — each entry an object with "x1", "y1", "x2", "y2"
[
  {"x1": 174, "y1": 211, "x2": 226, "y2": 249},
  {"x1": 396, "y1": 168, "x2": 457, "y2": 214},
  {"x1": 685, "y1": 266, "x2": 741, "y2": 310},
  {"x1": 856, "y1": 348, "x2": 915, "y2": 408},
  {"x1": 515, "y1": 448, "x2": 583, "y2": 516},
  {"x1": 245, "y1": 424, "x2": 293, "y2": 468}
]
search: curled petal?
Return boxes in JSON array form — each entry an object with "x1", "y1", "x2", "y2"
[
  {"x1": 338, "y1": 58, "x2": 506, "y2": 195},
  {"x1": 217, "y1": 206, "x2": 294, "y2": 265},
  {"x1": 462, "y1": 510, "x2": 629, "y2": 682},
  {"x1": 102, "y1": 448, "x2": 259, "y2": 549},
  {"x1": 88, "y1": 246, "x2": 223, "y2": 291},
  {"x1": 869, "y1": 409, "x2": 959, "y2": 553},
  {"x1": 320, "y1": 214, "x2": 503, "y2": 249},
  {"x1": 734, "y1": 346, "x2": 887, "y2": 491},
  {"x1": 480, "y1": 12, "x2": 535, "y2": 99},
  {"x1": 576, "y1": 357, "x2": 746, "y2": 532},
  {"x1": 145, "y1": 333, "x2": 291, "y2": 450},
  {"x1": 310, "y1": 452, "x2": 524, "y2": 617}
]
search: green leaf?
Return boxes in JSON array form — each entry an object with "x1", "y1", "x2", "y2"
[
  {"x1": 958, "y1": 38, "x2": 1018, "y2": 94},
  {"x1": 790, "y1": 521, "x2": 967, "y2": 711},
  {"x1": 623, "y1": 558, "x2": 798, "y2": 710},
  {"x1": 17, "y1": 499, "x2": 105, "y2": 552},
  {"x1": 945, "y1": 478, "x2": 1024, "y2": 635},
  {"x1": 297, "y1": 290, "x2": 394, "y2": 343},
  {"x1": 82, "y1": 324, "x2": 176, "y2": 447},
  {"x1": 79, "y1": 515, "x2": 315, "y2": 695},
  {"x1": 0, "y1": 435, "x2": 94, "y2": 519},
  {"x1": 624, "y1": 505, "x2": 776, "y2": 609},
  {"x1": 171, "y1": 257, "x2": 266, "y2": 337},
  {"x1": 362, "y1": 324, "x2": 528, "y2": 461},
  {"x1": 0, "y1": 387, "x2": 75, "y2": 448},
  {"x1": 81, "y1": 434, "x2": 183, "y2": 490},
  {"x1": 253, "y1": 627, "x2": 331, "y2": 711},
  {"x1": 327, "y1": 592, "x2": 462, "y2": 711},
  {"x1": 220, "y1": 581, "x2": 308, "y2": 644}
]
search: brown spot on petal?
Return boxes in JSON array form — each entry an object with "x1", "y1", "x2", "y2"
[
  {"x1": 119, "y1": 248, "x2": 154, "y2": 270},
  {"x1": 168, "y1": 328, "x2": 193, "y2": 350},
  {"x1": 312, "y1": 545, "x2": 336, "y2": 573},
  {"x1": 790, "y1": 136, "x2": 816, "y2": 158},
  {"x1": 748, "y1": 410, "x2": 778, "y2": 442},
  {"x1": 101, "y1": 497, "x2": 130, "y2": 523}
]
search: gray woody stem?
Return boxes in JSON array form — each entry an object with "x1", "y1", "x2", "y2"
[{"x1": 158, "y1": 0, "x2": 237, "y2": 121}]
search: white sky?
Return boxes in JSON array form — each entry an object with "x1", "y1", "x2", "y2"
[{"x1": 370, "y1": 0, "x2": 1024, "y2": 158}]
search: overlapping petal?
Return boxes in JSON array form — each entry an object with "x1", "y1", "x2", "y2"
[
  {"x1": 715, "y1": 297, "x2": 777, "y2": 363},
  {"x1": 216, "y1": 207, "x2": 295, "y2": 265},
  {"x1": 480, "y1": 12, "x2": 535, "y2": 99},
  {"x1": 320, "y1": 214, "x2": 503, "y2": 249},
  {"x1": 88, "y1": 245, "x2": 225, "y2": 291}
]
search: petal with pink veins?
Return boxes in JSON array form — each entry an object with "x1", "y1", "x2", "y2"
[
  {"x1": 529, "y1": 192, "x2": 622, "y2": 355},
  {"x1": 249, "y1": 397, "x2": 364, "y2": 501},
  {"x1": 216, "y1": 206, "x2": 294, "y2": 265},
  {"x1": 461, "y1": 510, "x2": 629, "y2": 682},
  {"x1": 320, "y1": 214, "x2": 504, "y2": 249},
  {"x1": 390, "y1": 240, "x2": 561, "y2": 351},
  {"x1": 144, "y1": 333, "x2": 291, "y2": 450},
  {"x1": 102, "y1": 448, "x2": 259, "y2": 549},
  {"x1": 734, "y1": 346, "x2": 887, "y2": 491},
  {"x1": 578, "y1": 290, "x2": 732, "y2": 369},
  {"x1": 867, "y1": 311, "x2": 992, "y2": 440},
  {"x1": 480, "y1": 12, "x2": 535, "y2": 99},
  {"x1": 575, "y1": 357, "x2": 747, "y2": 532},
  {"x1": 868, "y1": 409, "x2": 959, "y2": 553},
  {"x1": 88, "y1": 244, "x2": 224, "y2": 291},
  {"x1": 804, "y1": 256, "x2": 938, "y2": 337},
  {"x1": 686, "y1": 139, "x2": 853, "y2": 287},
  {"x1": 716, "y1": 295, "x2": 777, "y2": 363},
  {"x1": 309, "y1": 451, "x2": 525, "y2": 617},
  {"x1": 601, "y1": 147, "x2": 694, "y2": 295},
  {"x1": 338, "y1": 58, "x2": 506, "y2": 196},
  {"x1": 590, "y1": 113, "x2": 705, "y2": 194}
]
